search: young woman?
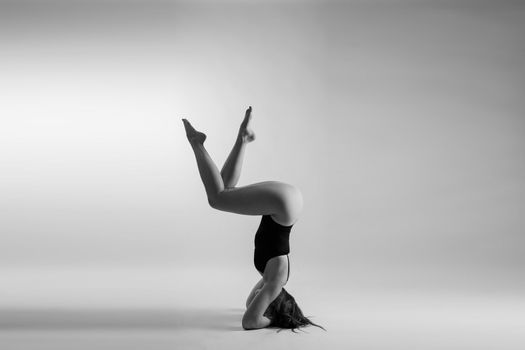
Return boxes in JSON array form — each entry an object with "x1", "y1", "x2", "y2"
[{"x1": 182, "y1": 106, "x2": 324, "y2": 331}]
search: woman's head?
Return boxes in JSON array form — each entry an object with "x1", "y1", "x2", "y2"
[{"x1": 263, "y1": 288, "x2": 325, "y2": 332}]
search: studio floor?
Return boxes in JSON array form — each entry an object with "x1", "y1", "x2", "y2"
[{"x1": 1, "y1": 267, "x2": 524, "y2": 350}]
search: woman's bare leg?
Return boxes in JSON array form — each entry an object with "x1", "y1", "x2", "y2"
[
  {"x1": 221, "y1": 106, "x2": 255, "y2": 188},
  {"x1": 182, "y1": 118, "x2": 302, "y2": 225},
  {"x1": 182, "y1": 119, "x2": 225, "y2": 203}
]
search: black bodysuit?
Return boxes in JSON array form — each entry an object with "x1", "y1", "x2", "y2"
[{"x1": 254, "y1": 215, "x2": 294, "y2": 278}]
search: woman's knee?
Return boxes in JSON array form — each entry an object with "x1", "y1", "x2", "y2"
[
  {"x1": 207, "y1": 193, "x2": 220, "y2": 209},
  {"x1": 208, "y1": 191, "x2": 231, "y2": 211}
]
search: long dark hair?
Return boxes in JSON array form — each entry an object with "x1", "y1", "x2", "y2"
[{"x1": 263, "y1": 288, "x2": 326, "y2": 332}]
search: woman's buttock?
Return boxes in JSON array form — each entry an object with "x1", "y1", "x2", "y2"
[{"x1": 252, "y1": 181, "x2": 303, "y2": 226}]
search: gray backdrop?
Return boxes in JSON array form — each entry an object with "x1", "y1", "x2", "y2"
[{"x1": 1, "y1": 0, "x2": 524, "y2": 295}]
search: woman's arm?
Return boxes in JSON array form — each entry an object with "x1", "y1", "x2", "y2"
[
  {"x1": 246, "y1": 278, "x2": 265, "y2": 308},
  {"x1": 246, "y1": 288, "x2": 261, "y2": 309},
  {"x1": 242, "y1": 282, "x2": 282, "y2": 330}
]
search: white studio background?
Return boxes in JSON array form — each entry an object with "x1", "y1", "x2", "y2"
[{"x1": 0, "y1": 1, "x2": 524, "y2": 348}]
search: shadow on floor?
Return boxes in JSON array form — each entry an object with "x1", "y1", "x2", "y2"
[{"x1": 0, "y1": 307, "x2": 245, "y2": 331}]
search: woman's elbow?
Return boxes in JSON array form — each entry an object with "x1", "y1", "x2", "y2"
[
  {"x1": 242, "y1": 315, "x2": 270, "y2": 330},
  {"x1": 242, "y1": 320, "x2": 255, "y2": 330},
  {"x1": 242, "y1": 315, "x2": 257, "y2": 330}
]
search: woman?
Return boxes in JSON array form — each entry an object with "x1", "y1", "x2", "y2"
[{"x1": 182, "y1": 106, "x2": 324, "y2": 331}]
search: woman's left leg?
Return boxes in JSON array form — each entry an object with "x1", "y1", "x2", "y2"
[
  {"x1": 182, "y1": 119, "x2": 302, "y2": 224},
  {"x1": 221, "y1": 106, "x2": 255, "y2": 188}
]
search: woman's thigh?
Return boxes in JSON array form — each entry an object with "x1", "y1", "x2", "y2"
[{"x1": 212, "y1": 181, "x2": 302, "y2": 225}]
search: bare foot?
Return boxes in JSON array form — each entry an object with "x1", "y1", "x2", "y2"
[
  {"x1": 239, "y1": 106, "x2": 256, "y2": 143},
  {"x1": 182, "y1": 119, "x2": 207, "y2": 145}
]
